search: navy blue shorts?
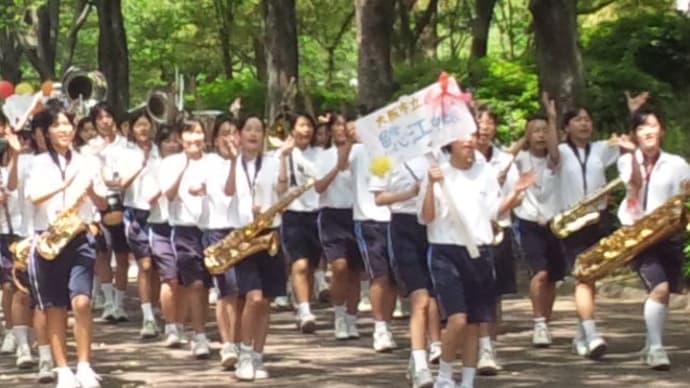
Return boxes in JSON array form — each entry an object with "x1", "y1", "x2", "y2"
[
  {"x1": 0, "y1": 234, "x2": 18, "y2": 285},
  {"x1": 632, "y1": 235, "x2": 684, "y2": 294},
  {"x1": 203, "y1": 228, "x2": 238, "y2": 298},
  {"x1": 428, "y1": 244, "x2": 497, "y2": 324},
  {"x1": 280, "y1": 211, "x2": 322, "y2": 267},
  {"x1": 561, "y1": 211, "x2": 613, "y2": 274},
  {"x1": 172, "y1": 225, "x2": 211, "y2": 288},
  {"x1": 124, "y1": 208, "x2": 151, "y2": 260},
  {"x1": 28, "y1": 232, "x2": 96, "y2": 310},
  {"x1": 318, "y1": 208, "x2": 363, "y2": 270},
  {"x1": 355, "y1": 220, "x2": 394, "y2": 281},
  {"x1": 493, "y1": 227, "x2": 517, "y2": 295},
  {"x1": 148, "y1": 223, "x2": 178, "y2": 282},
  {"x1": 97, "y1": 222, "x2": 130, "y2": 255},
  {"x1": 235, "y1": 229, "x2": 287, "y2": 298},
  {"x1": 388, "y1": 213, "x2": 432, "y2": 297},
  {"x1": 518, "y1": 218, "x2": 566, "y2": 282}
]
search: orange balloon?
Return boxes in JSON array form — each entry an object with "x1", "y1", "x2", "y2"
[{"x1": 41, "y1": 80, "x2": 53, "y2": 96}]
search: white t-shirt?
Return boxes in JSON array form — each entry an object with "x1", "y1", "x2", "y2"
[
  {"x1": 556, "y1": 140, "x2": 619, "y2": 211},
  {"x1": 233, "y1": 153, "x2": 281, "y2": 228},
  {"x1": 315, "y1": 146, "x2": 353, "y2": 209},
  {"x1": 0, "y1": 166, "x2": 21, "y2": 235},
  {"x1": 159, "y1": 153, "x2": 210, "y2": 227},
  {"x1": 84, "y1": 134, "x2": 132, "y2": 192},
  {"x1": 26, "y1": 151, "x2": 108, "y2": 231},
  {"x1": 349, "y1": 144, "x2": 391, "y2": 222},
  {"x1": 285, "y1": 146, "x2": 320, "y2": 212},
  {"x1": 478, "y1": 145, "x2": 519, "y2": 227},
  {"x1": 513, "y1": 150, "x2": 560, "y2": 224},
  {"x1": 418, "y1": 160, "x2": 500, "y2": 246},
  {"x1": 199, "y1": 153, "x2": 236, "y2": 230},
  {"x1": 145, "y1": 157, "x2": 169, "y2": 224},
  {"x1": 17, "y1": 153, "x2": 35, "y2": 236},
  {"x1": 122, "y1": 145, "x2": 159, "y2": 210},
  {"x1": 617, "y1": 150, "x2": 690, "y2": 226},
  {"x1": 369, "y1": 155, "x2": 427, "y2": 215}
]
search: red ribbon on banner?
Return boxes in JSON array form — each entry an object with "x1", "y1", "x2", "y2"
[{"x1": 424, "y1": 72, "x2": 472, "y2": 119}]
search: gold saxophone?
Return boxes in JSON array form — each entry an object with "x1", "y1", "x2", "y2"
[
  {"x1": 572, "y1": 192, "x2": 689, "y2": 283},
  {"x1": 550, "y1": 178, "x2": 624, "y2": 239},
  {"x1": 204, "y1": 178, "x2": 316, "y2": 275}
]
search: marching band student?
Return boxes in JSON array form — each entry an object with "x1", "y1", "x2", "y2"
[
  {"x1": 346, "y1": 122, "x2": 397, "y2": 352},
  {"x1": 473, "y1": 106, "x2": 520, "y2": 375},
  {"x1": 276, "y1": 113, "x2": 322, "y2": 333},
  {"x1": 617, "y1": 108, "x2": 690, "y2": 370},
  {"x1": 419, "y1": 133, "x2": 532, "y2": 388},
  {"x1": 200, "y1": 117, "x2": 242, "y2": 369},
  {"x1": 371, "y1": 152, "x2": 442, "y2": 387},
  {"x1": 312, "y1": 118, "x2": 332, "y2": 303},
  {"x1": 512, "y1": 113, "x2": 562, "y2": 348},
  {"x1": 26, "y1": 103, "x2": 108, "y2": 388},
  {"x1": 0, "y1": 112, "x2": 17, "y2": 356},
  {"x1": 225, "y1": 116, "x2": 286, "y2": 381},
  {"x1": 120, "y1": 111, "x2": 161, "y2": 339},
  {"x1": 314, "y1": 114, "x2": 362, "y2": 340},
  {"x1": 145, "y1": 126, "x2": 184, "y2": 348},
  {"x1": 160, "y1": 119, "x2": 213, "y2": 359},
  {"x1": 87, "y1": 103, "x2": 132, "y2": 323}
]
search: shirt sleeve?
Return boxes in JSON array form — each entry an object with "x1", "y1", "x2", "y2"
[
  {"x1": 484, "y1": 169, "x2": 502, "y2": 221},
  {"x1": 598, "y1": 140, "x2": 620, "y2": 168},
  {"x1": 368, "y1": 173, "x2": 388, "y2": 193},
  {"x1": 158, "y1": 154, "x2": 183, "y2": 193},
  {"x1": 416, "y1": 172, "x2": 443, "y2": 224},
  {"x1": 617, "y1": 153, "x2": 633, "y2": 185},
  {"x1": 315, "y1": 148, "x2": 337, "y2": 180}
]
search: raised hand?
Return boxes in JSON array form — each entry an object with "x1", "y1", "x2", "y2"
[
  {"x1": 428, "y1": 164, "x2": 444, "y2": 184},
  {"x1": 229, "y1": 98, "x2": 242, "y2": 117},
  {"x1": 279, "y1": 135, "x2": 295, "y2": 157},
  {"x1": 541, "y1": 91, "x2": 557, "y2": 120},
  {"x1": 336, "y1": 142, "x2": 352, "y2": 170},
  {"x1": 3, "y1": 131, "x2": 21, "y2": 154},
  {"x1": 625, "y1": 91, "x2": 649, "y2": 114},
  {"x1": 222, "y1": 135, "x2": 239, "y2": 160},
  {"x1": 609, "y1": 133, "x2": 636, "y2": 152}
]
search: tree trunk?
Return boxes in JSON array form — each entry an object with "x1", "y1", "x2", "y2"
[
  {"x1": 253, "y1": 35, "x2": 267, "y2": 82},
  {"x1": 214, "y1": 0, "x2": 234, "y2": 79},
  {"x1": 470, "y1": 0, "x2": 497, "y2": 58},
  {"x1": 263, "y1": 0, "x2": 298, "y2": 122},
  {"x1": 0, "y1": 29, "x2": 23, "y2": 83},
  {"x1": 62, "y1": 0, "x2": 93, "y2": 72},
  {"x1": 529, "y1": 0, "x2": 584, "y2": 114},
  {"x1": 356, "y1": 0, "x2": 396, "y2": 112},
  {"x1": 97, "y1": 0, "x2": 129, "y2": 117},
  {"x1": 21, "y1": 0, "x2": 60, "y2": 80}
]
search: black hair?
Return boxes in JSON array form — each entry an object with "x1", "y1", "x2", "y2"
[
  {"x1": 180, "y1": 118, "x2": 205, "y2": 135},
  {"x1": 476, "y1": 104, "x2": 499, "y2": 126},
  {"x1": 237, "y1": 114, "x2": 264, "y2": 132},
  {"x1": 526, "y1": 112, "x2": 548, "y2": 123},
  {"x1": 89, "y1": 102, "x2": 117, "y2": 128},
  {"x1": 289, "y1": 112, "x2": 316, "y2": 132},
  {"x1": 630, "y1": 109, "x2": 664, "y2": 147},
  {"x1": 561, "y1": 107, "x2": 591, "y2": 130},
  {"x1": 155, "y1": 124, "x2": 178, "y2": 147},
  {"x1": 312, "y1": 122, "x2": 332, "y2": 148},
  {"x1": 39, "y1": 101, "x2": 75, "y2": 156},
  {"x1": 128, "y1": 110, "x2": 153, "y2": 130},
  {"x1": 0, "y1": 110, "x2": 7, "y2": 127},
  {"x1": 73, "y1": 117, "x2": 92, "y2": 148},
  {"x1": 212, "y1": 116, "x2": 239, "y2": 143}
]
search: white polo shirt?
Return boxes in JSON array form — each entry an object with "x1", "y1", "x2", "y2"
[
  {"x1": 478, "y1": 145, "x2": 519, "y2": 227},
  {"x1": 122, "y1": 144, "x2": 159, "y2": 210},
  {"x1": 617, "y1": 150, "x2": 690, "y2": 226},
  {"x1": 369, "y1": 155, "x2": 427, "y2": 215},
  {"x1": 199, "y1": 153, "x2": 236, "y2": 230},
  {"x1": 556, "y1": 140, "x2": 619, "y2": 211},
  {"x1": 418, "y1": 160, "x2": 500, "y2": 246},
  {"x1": 145, "y1": 157, "x2": 169, "y2": 224},
  {"x1": 513, "y1": 150, "x2": 560, "y2": 224},
  {"x1": 285, "y1": 146, "x2": 320, "y2": 212},
  {"x1": 17, "y1": 153, "x2": 35, "y2": 237},
  {"x1": 26, "y1": 151, "x2": 107, "y2": 231},
  {"x1": 0, "y1": 166, "x2": 21, "y2": 235},
  {"x1": 159, "y1": 153, "x2": 210, "y2": 227},
  {"x1": 349, "y1": 144, "x2": 391, "y2": 222},
  {"x1": 232, "y1": 153, "x2": 280, "y2": 228},
  {"x1": 315, "y1": 146, "x2": 353, "y2": 209}
]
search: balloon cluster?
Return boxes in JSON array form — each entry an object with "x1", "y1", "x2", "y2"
[{"x1": 0, "y1": 80, "x2": 54, "y2": 100}]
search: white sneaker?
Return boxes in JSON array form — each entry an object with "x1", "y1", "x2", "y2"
[
  {"x1": 140, "y1": 320, "x2": 159, "y2": 339},
  {"x1": 315, "y1": 278, "x2": 330, "y2": 304},
  {"x1": 572, "y1": 337, "x2": 588, "y2": 357},
  {"x1": 220, "y1": 343, "x2": 239, "y2": 369},
  {"x1": 587, "y1": 337, "x2": 607, "y2": 360},
  {"x1": 191, "y1": 336, "x2": 211, "y2": 359},
  {"x1": 358, "y1": 296, "x2": 372, "y2": 313},
  {"x1": 272, "y1": 296, "x2": 291, "y2": 311},
  {"x1": 433, "y1": 377, "x2": 456, "y2": 388},
  {"x1": 644, "y1": 346, "x2": 670, "y2": 370},
  {"x1": 209, "y1": 287, "x2": 219, "y2": 304},
  {"x1": 75, "y1": 365, "x2": 102, "y2": 388},
  {"x1": 55, "y1": 369, "x2": 79, "y2": 388},
  {"x1": 298, "y1": 313, "x2": 317, "y2": 334},
  {"x1": 15, "y1": 344, "x2": 35, "y2": 369},
  {"x1": 112, "y1": 305, "x2": 129, "y2": 322},
  {"x1": 477, "y1": 347, "x2": 498, "y2": 376},
  {"x1": 91, "y1": 292, "x2": 105, "y2": 310},
  {"x1": 334, "y1": 315, "x2": 349, "y2": 340},
  {"x1": 412, "y1": 367, "x2": 434, "y2": 388},
  {"x1": 346, "y1": 315, "x2": 360, "y2": 339},
  {"x1": 532, "y1": 324, "x2": 552, "y2": 347},
  {"x1": 99, "y1": 304, "x2": 117, "y2": 323},
  {"x1": 253, "y1": 354, "x2": 269, "y2": 380},
  {"x1": 393, "y1": 298, "x2": 404, "y2": 318},
  {"x1": 164, "y1": 329, "x2": 182, "y2": 348},
  {"x1": 428, "y1": 342, "x2": 442, "y2": 365},
  {"x1": 373, "y1": 330, "x2": 396, "y2": 352},
  {"x1": 235, "y1": 351, "x2": 255, "y2": 381},
  {"x1": 0, "y1": 331, "x2": 17, "y2": 354},
  {"x1": 37, "y1": 358, "x2": 55, "y2": 383}
]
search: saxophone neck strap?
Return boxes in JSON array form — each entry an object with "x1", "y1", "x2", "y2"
[
  {"x1": 566, "y1": 138, "x2": 591, "y2": 193},
  {"x1": 241, "y1": 154, "x2": 263, "y2": 191}
]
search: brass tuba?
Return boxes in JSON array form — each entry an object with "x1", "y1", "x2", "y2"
[
  {"x1": 204, "y1": 178, "x2": 316, "y2": 275},
  {"x1": 550, "y1": 178, "x2": 624, "y2": 239},
  {"x1": 62, "y1": 67, "x2": 108, "y2": 116},
  {"x1": 146, "y1": 90, "x2": 180, "y2": 125},
  {"x1": 572, "y1": 192, "x2": 689, "y2": 283}
]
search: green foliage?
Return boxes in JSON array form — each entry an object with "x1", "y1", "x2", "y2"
[
  {"x1": 684, "y1": 201, "x2": 690, "y2": 280},
  {"x1": 195, "y1": 74, "x2": 265, "y2": 114}
]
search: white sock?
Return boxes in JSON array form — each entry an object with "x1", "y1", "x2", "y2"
[
  {"x1": 461, "y1": 367, "x2": 476, "y2": 387},
  {"x1": 575, "y1": 319, "x2": 585, "y2": 341},
  {"x1": 479, "y1": 336, "x2": 492, "y2": 352},
  {"x1": 333, "y1": 304, "x2": 346, "y2": 317},
  {"x1": 644, "y1": 298, "x2": 667, "y2": 350},
  {"x1": 240, "y1": 343, "x2": 253, "y2": 354},
  {"x1": 164, "y1": 323, "x2": 177, "y2": 335},
  {"x1": 314, "y1": 270, "x2": 326, "y2": 284},
  {"x1": 194, "y1": 332, "x2": 207, "y2": 342},
  {"x1": 114, "y1": 288, "x2": 125, "y2": 308},
  {"x1": 438, "y1": 359, "x2": 454, "y2": 380},
  {"x1": 297, "y1": 302, "x2": 311, "y2": 318},
  {"x1": 360, "y1": 281, "x2": 370, "y2": 297},
  {"x1": 92, "y1": 278, "x2": 101, "y2": 296},
  {"x1": 411, "y1": 349, "x2": 428, "y2": 371},
  {"x1": 38, "y1": 344, "x2": 52, "y2": 362},
  {"x1": 581, "y1": 319, "x2": 599, "y2": 342},
  {"x1": 141, "y1": 303, "x2": 154, "y2": 322},
  {"x1": 101, "y1": 283, "x2": 114, "y2": 305},
  {"x1": 374, "y1": 320, "x2": 387, "y2": 333},
  {"x1": 12, "y1": 325, "x2": 29, "y2": 348},
  {"x1": 77, "y1": 361, "x2": 92, "y2": 373},
  {"x1": 56, "y1": 366, "x2": 74, "y2": 379},
  {"x1": 345, "y1": 314, "x2": 357, "y2": 325},
  {"x1": 533, "y1": 317, "x2": 546, "y2": 327},
  {"x1": 253, "y1": 351, "x2": 263, "y2": 363}
]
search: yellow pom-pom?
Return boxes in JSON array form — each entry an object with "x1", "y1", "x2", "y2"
[{"x1": 370, "y1": 156, "x2": 392, "y2": 177}]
